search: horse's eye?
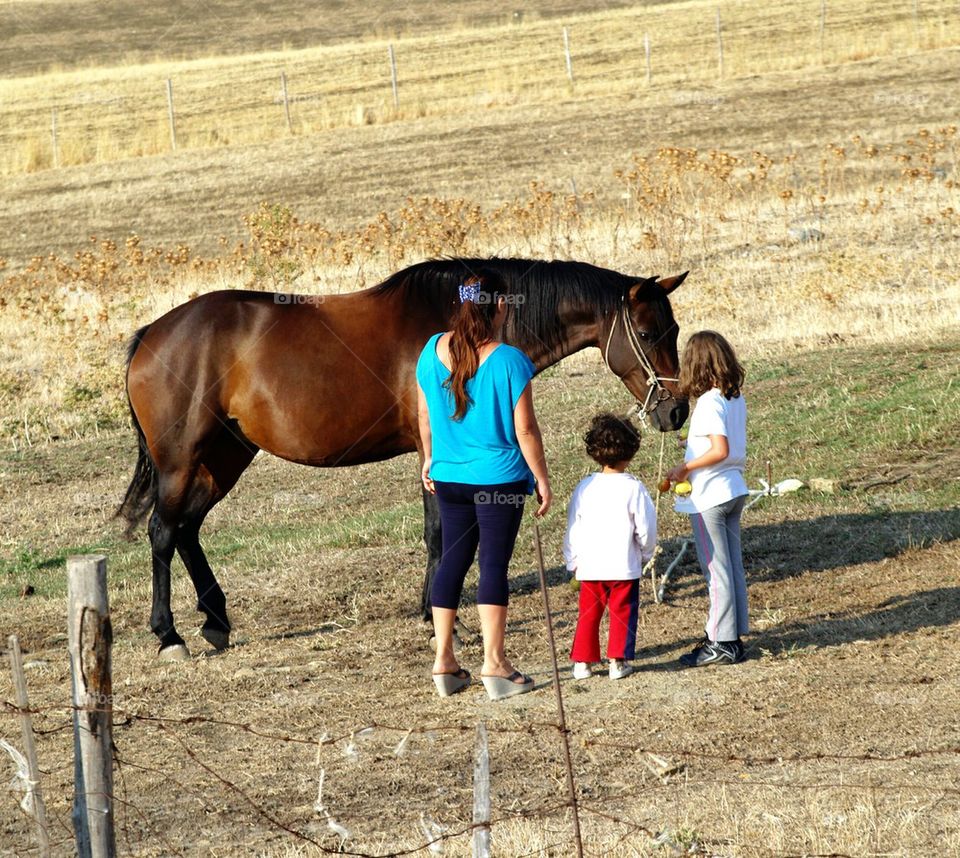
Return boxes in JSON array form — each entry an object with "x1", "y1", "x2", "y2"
[{"x1": 637, "y1": 330, "x2": 652, "y2": 341}]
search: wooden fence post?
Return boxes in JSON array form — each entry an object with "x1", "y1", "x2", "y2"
[
  {"x1": 472, "y1": 723, "x2": 491, "y2": 857},
  {"x1": 388, "y1": 44, "x2": 399, "y2": 109},
  {"x1": 165, "y1": 79, "x2": 177, "y2": 151},
  {"x1": 819, "y1": 0, "x2": 827, "y2": 63},
  {"x1": 50, "y1": 109, "x2": 60, "y2": 169},
  {"x1": 68, "y1": 555, "x2": 115, "y2": 858},
  {"x1": 562, "y1": 26, "x2": 574, "y2": 84},
  {"x1": 8, "y1": 635, "x2": 50, "y2": 858},
  {"x1": 280, "y1": 72, "x2": 293, "y2": 133},
  {"x1": 715, "y1": 8, "x2": 724, "y2": 80},
  {"x1": 644, "y1": 32, "x2": 652, "y2": 84}
]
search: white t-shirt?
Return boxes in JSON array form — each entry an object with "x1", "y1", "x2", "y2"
[
  {"x1": 562, "y1": 472, "x2": 657, "y2": 581},
  {"x1": 675, "y1": 387, "x2": 749, "y2": 514}
]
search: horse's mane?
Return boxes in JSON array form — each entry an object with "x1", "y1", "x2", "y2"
[{"x1": 372, "y1": 257, "x2": 667, "y2": 351}]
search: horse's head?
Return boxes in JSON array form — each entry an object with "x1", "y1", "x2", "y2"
[{"x1": 601, "y1": 272, "x2": 689, "y2": 432}]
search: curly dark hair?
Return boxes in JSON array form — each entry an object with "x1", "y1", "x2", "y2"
[{"x1": 584, "y1": 412, "x2": 641, "y2": 467}]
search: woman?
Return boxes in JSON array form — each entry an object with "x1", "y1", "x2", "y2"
[{"x1": 416, "y1": 270, "x2": 552, "y2": 700}]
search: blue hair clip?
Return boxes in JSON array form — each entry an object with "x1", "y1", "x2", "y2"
[{"x1": 458, "y1": 281, "x2": 481, "y2": 303}]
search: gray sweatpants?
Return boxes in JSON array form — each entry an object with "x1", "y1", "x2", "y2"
[{"x1": 689, "y1": 495, "x2": 748, "y2": 642}]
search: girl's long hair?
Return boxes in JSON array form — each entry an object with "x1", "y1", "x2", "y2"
[
  {"x1": 678, "y1": 330, "x2": 745, "y2": 400},
  {"x1": 445, "y1": 271, "x2": 505, "y2": 420}
]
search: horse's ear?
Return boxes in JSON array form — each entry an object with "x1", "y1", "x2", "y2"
[
  {"x1": 657, "y1": 271, "x2": 689, "y2": 295},
  {"x1": 628, "y1": 276, "x2": 660, "y2": 302}
]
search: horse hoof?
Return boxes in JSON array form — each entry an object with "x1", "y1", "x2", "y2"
[
  {"x1": 429, "y1": 632, "x2": 462, "y2": 653},
  {"x1": 201, "y1": 628, "x2": 230, "y2": 651},
  {"x1": 158, "y1": 644, "x2": 191, "y2": 662}
]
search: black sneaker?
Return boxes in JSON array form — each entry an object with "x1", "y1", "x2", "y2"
[{"x1": 679, "y1": 638, "x2": 742, "y2": 667}]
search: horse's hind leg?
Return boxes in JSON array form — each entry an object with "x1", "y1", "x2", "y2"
[
  {"x1": 149, "y1": 469, "x2": 194, "y2": 660},
  {"x1": 177, "y1": 428, "x2": 258, "y2": 651}
]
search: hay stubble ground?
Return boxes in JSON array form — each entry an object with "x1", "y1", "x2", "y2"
[{"x1": 1, "y1": 342, "x2": 958, "y2": 855}]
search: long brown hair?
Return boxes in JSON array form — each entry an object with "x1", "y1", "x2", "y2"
[
  {"x1": 678, "y1": 330, "x2": 745, "y2": 400},
  {"x1": 445, "y1": 271, "x2": 506, "y2": 420}
]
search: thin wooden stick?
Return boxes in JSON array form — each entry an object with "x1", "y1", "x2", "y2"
[
  {"x1": 8, "y1": 635, "x2": 50, "y2": 858},
  {"x1": 532, "y1": 520, "x2": 584, "y2": 858}
]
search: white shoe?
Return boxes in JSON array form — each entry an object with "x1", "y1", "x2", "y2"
[
  {"x1": 609, "y1": 659, "x2": 633, "y2": 680},
  {"x1": 572, "y1": 662, "x2": 593, "y2": 680}
]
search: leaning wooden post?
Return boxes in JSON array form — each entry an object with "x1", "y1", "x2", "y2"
[
  {"x1": 643, "y1": 32, "x2": 652, "y2": 84},
  {"x1": 68, "y1": 555, "x2": 115, "y2": 858},
  {"x1": 8, "y1": 635, "x2": 50, "y2": 858},
  {"x1": 472, "y1": 723, "x2": 491, "y2": 857}
]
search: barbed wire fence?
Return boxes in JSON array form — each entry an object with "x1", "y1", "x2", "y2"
[
  {"x1": 4, "y1": 553, "x2": 960, "y2": 857},
  {"x1": 5, "y1": 698, "x2": 960, "y2": 857}
]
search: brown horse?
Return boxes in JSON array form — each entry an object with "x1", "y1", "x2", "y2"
[{"x1": 118, "y1": 258, "x2": 688, "y2": 659}]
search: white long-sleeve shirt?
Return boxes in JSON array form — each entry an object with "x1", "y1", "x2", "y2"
[{"x1": 562, "y1": 472, "x2": 657, "y2": 581}]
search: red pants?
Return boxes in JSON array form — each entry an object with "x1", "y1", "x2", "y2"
[{"x1": 570, "y1": 579, "x2": 640, "y2": 662}]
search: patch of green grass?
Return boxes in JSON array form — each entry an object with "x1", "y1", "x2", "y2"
[
  {"x1": 0, "y1": 540, "x2": 126, "y2": 599},
  {"x1": 1, "y1": 337, "x2": 957, "y2": 607}
]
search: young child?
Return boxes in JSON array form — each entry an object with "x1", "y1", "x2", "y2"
[
  {"x1": 563, "y1": 413, "x2": 657, "y2": 680},
  {"x1": 665, "y1": 331, "x2": 749, "y2": 667}
]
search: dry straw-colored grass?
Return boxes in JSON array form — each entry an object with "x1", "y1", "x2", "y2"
[
  {"x1": 1, "y1": 123, "x2": 958, "y2": 447},
  {"x1": 2, "y1": 0, "x2": 960, "y2": 174}
]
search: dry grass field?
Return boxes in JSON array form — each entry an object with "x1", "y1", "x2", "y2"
[{"x1": 1, "y1": 0, "x2": 959, "y2": 855}]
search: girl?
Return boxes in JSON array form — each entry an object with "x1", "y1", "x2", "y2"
[
  {"x1": 563, "y1": 413, "x2": 657, "y2": 680},
  {"x1": 665, "y1": 331, "x2": 749, "y2": 667},
  {"x1": 416, "y1": 270, "x2": 552, "y2": 700}
]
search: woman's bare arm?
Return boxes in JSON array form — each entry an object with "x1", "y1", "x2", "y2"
[{"x1": 514, "y1": 382, "x2": 552, "y2": 516}]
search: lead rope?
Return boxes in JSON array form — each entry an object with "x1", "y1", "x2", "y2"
[
  {"x1": 642, "y1": 432, "x2": 667, "y2": 603},
  {"x1": 605, "y1": 296, "x2": 672, "y2": 601}
]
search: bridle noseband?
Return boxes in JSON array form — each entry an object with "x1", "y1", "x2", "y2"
[{"x1": 602, "y1": 295, "x2": 679, "y2": 420}]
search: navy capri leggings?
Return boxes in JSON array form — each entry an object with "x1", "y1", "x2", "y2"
[{"x1": 431, "y1": 479, "x2": 528, "y2": 609}]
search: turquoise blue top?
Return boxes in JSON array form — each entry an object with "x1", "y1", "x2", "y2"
[{"x1": 415, "y1": 333, "x2": 537, "y2": 488}]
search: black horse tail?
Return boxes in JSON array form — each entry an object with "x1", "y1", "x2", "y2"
[{"x1": 116, "y1": 325, "x2": 158, "y2": 538}]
